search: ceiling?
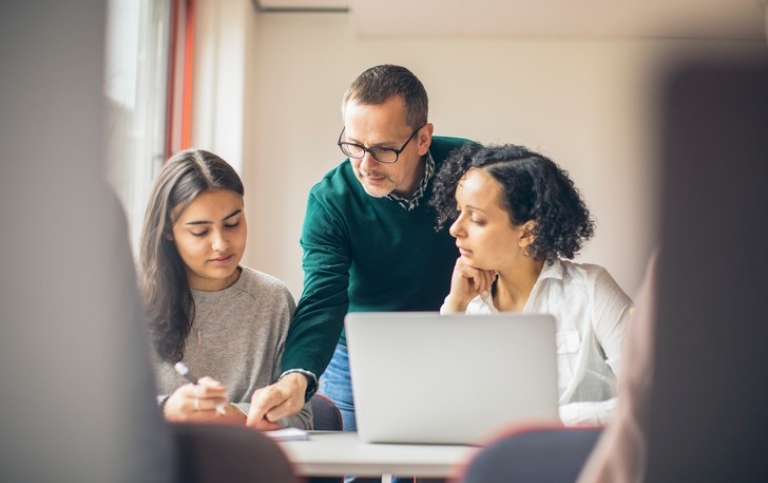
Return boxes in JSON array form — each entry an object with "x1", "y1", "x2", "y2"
[{"x1": 254, "y1": 0, "x2": 766, "y2": 40}]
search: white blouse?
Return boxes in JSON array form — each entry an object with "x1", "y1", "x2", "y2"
[{"x1": 445, "y1": 258, "x2": 633, "y2": 426}]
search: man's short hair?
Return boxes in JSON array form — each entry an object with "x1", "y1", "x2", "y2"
[{"x1": 342, "y1": 64, "x2": 428, "y2": 129}]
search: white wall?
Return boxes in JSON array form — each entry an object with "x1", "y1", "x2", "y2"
[
  {"x1": 196, "y1": 6, "x2": 764, "y2": 300},
  {"x1": 192, "y1": 0, "x2": 255, "y2": 173}
]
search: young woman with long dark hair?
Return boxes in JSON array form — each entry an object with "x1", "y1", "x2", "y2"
[{"x1": 140, "y1": 149, "x2": 311, "y2": 429}]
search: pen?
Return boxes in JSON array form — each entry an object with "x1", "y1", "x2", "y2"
[
  {"x1": 174, "y1": 361, "x2": 198, "y2": 384},
  {"x1": 173, "y1": 362, "x2": 227, "y2": 415}
]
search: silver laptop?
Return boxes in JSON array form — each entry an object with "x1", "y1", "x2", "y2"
[{"x1": 344, "y1": 312, "x2": 560, "y2": 445}]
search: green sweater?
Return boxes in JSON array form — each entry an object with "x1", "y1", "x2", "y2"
[{"x1": 281, "y1": 136, "x2": 469, "y2": 378}]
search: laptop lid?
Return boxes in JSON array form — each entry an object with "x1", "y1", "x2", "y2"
[{"x1": 344, "y1": 312, "x2": 560, "y2": 445}]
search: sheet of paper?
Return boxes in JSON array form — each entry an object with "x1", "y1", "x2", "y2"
[{"x1": 264, "y1": 427, "x2": 310, "y2": 441}]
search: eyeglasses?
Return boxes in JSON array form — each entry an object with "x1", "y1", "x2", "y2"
[{"x1": 337, "y1": 124, "x2": 425, "y2": 164}]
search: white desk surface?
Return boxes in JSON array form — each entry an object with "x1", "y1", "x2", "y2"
[{"x1": 279, "y1": 431, "x2": 480, "y2": 477}]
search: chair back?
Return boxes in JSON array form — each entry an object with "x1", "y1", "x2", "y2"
[
  {"x1": 171, "y1": 423, "x2": 299, "y2": 483},
  {"x1": 460, "y1": 427, "x2": 602, "y2": 482},
  {"x1": 310, "y1": 394, "x2": 343, "y2": 431}
]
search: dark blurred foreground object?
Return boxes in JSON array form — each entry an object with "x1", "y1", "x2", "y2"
[
  {"x1": 172, "y1": 423, "x2": 299, "y2": 483},
  {"x1": 2, "y1": 2, "x2": 303, "y2": 482},
  {"x1": 0, "y1": 1, "x2": 174, "y2": 482},
  {"x1": 580, "y1": 53, "x2": 768, "y2": 483},
  {"x1": 461, "y1": 427, "x2": 602, "y2": 483},
  {"x1": 645, "y1": 54, "x2": 768, "y2": 482},
  {"x1": 459, "y1": 53, "x2": 768, "y2": 483}
]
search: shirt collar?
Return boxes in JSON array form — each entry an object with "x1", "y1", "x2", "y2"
[
  {"x1": 538, "y1": 257, "x2": 565, "y2": 281},
  {"x1": 387, "y1": 150, "x2": 436, "y2": 211}
]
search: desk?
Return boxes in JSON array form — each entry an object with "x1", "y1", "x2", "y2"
[{"x1": 279, "y1": 431, "x2": 479, "y2": 478}]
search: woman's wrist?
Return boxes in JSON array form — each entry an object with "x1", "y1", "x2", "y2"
[{"x1": 442, "y1": 294, "x2": 468, "y2": 313}]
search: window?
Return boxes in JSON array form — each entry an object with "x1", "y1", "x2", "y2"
[{"x1": 104, "y1": 0, "x2": 173, "y2": 254}]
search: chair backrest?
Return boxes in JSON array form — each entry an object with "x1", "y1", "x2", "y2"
[
  {"x1": 460, "y1": 426, "x2": 602, "y2": 482},
  {"x1": 171, "y1": 423, "x2": 299, "y2": 483},
  {"x1": 310, "y1": 394, "x2": 344, "y2": 431}
]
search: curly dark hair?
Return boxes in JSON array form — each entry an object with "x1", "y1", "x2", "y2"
[{"x1": 430, "y1": 143, "x2": 595, "y2": 261}]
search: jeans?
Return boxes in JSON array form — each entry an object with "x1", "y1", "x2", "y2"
[{"x1": 319, "y1": 345, "x2": 442, "y2": 483}]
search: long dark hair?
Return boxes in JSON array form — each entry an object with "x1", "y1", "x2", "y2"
[
  {"x1": 430, "y1": 143, "x2": 594, "y2": 261},
  {"x1": 139, "y1": 149, "x2": 244, "y2": 363}
]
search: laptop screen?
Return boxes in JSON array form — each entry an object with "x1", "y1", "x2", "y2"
[{"x1": 344, "y1": 312, "x2": 560, "y2": 445}]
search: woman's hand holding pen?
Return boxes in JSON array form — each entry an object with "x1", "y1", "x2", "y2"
[
  {"x1": 163, "y1": 377, "x2": 231, "y2": 422},
  {"x1": 443, "y1": 257, "x2": 496, "y2": 313},
  {"x1": 164, "y1": 362, "x2": 246, "y2": 424}
]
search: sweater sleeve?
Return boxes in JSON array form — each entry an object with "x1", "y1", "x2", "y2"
[
  {"x1": 281, "y1": 190, "x2": 351, "y2": 378},
  {"x1": 282, "y1": 403, "x2": 313, "y2": 430}
]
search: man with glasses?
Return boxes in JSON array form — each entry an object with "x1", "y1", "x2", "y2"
[{"x1": 248, "y1": 65, "x2": 469, "y2": 449}]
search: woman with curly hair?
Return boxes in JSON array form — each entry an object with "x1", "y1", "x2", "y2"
[
  {"x1": 430, "y1": 143, "x2": 632, "y2": 425},
  {"x1": 140, "y1": 148, "x2": 311, "y2": 429}
]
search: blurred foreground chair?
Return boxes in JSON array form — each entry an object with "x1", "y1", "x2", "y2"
[
  {"x1": 458, "y1": 426, "x2": 602, "y2": 483},
  {"x1": 171, "y1": 423, "x2": 299, "y2": 483}
]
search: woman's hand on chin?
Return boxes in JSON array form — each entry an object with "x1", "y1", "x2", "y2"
[{"x1": 444, "y1": 258, "x2": 496, "y2": 313}]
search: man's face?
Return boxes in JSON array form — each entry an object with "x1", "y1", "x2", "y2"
[{"x1": 342, "y1": 95, "x2": 432, "y2": 198}]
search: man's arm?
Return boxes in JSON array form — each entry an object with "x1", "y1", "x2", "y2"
[
  {"x1": 280, "y1": 190, "x2": 352, "y2": 378},
  {"x1": 247, "y1": 190, "x2": 351, "y2": 427}
]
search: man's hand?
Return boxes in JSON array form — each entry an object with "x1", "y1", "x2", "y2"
[{"x1": 246, "y1": 373, "x2": 309, "y2": 430}]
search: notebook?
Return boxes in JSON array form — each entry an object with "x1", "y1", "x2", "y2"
[{"x1": 344, "y1": 312, "x2": 560, "y2": 445}]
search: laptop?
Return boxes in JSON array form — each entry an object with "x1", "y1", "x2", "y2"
[{"x1": 344, "y1": 312, "x2": 560, "y2": 445}]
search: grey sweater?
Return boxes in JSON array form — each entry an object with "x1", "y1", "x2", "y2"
[{"x1": 153, "y1": 266, "x2": 312, "y2": 429}]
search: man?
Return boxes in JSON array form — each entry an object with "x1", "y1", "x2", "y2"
[{"x1": 247, "y1": 65, "x2": 468, "y2": 433}]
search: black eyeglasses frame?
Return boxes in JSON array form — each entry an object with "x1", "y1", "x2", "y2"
[{"x1": 336, "y1": 124, "x2": 425, "y2": 164}]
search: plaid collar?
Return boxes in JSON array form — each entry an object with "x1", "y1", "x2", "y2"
[{"x1": 387, "y1": 150, "x2": 435, "y2": 211}]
